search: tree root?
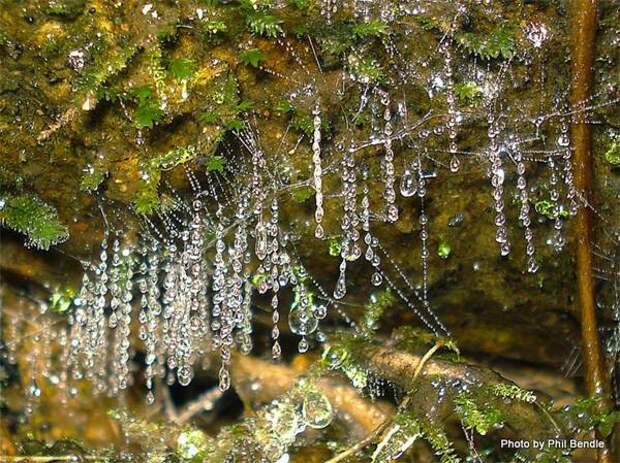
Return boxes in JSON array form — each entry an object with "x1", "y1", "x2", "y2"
[{"x1": 569, "y1": 1, "x2": 615, "y2": 461}]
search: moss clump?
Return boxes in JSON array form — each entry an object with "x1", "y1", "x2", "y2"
[
  {"x1": 419, "y1": 421, "x2": 460, "y2": 463},
  {"x1": 49, "y1": 287, "x2": 76, "y2": 313},
  {"x1": 604, "y1": 135, "x2": 620, "y2": 166},
  {"x1": 534, "y1": 200, "x2": 569, "y2": 220},
  {"x1": 206, "y1": 156, "x2": 226, "y2": 173},
  {"x1": 437, "y1": 241, "x2": 451, "y2": 259},
  {"x1": 168, "y1": 58, "x2": 197, "y2": 82},
  {"x1": 134, "y1": 169, "x2": 162, "y2": 216},
  {"x1": 456, "y1": 23, "x2": 517, "y2": 60},
  {"x1": 454, "y1": 82, "x2": 483, "y2": 105},
  {"x1": 352, "y1": 20, "x2": 389, "y2": 39},
  {"x1": 362, "y1": 289, "x2": 395, "y2": 337},
  {"x1": 291, "y1": 186, "x2": 313, "y2": 203},
  {"x1": 239, "y1": 48, "x2": 265, "y2": 68},
  {"x1": 0, "y1": 193, "x2": 69, "y2": 250},
  {"x1": 490, "y1": 384, "x2": 536, "y2": 403},
  {"x1": 245, "y1": 11, "x2": 283, "y2": 38},
  {"x1": 80, "y1": 163, "x2": 107, "y2": 192},
  {"x1": 454, "y1": 391, "x2": 504, "y2": 435},
  {"x1": 131, "y1": 85, "x2": 164, "y2": 130}
]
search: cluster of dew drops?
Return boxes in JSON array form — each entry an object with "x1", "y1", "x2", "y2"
[{"x1": 2, "y1": 0, "x2": 597, "y2": 410}]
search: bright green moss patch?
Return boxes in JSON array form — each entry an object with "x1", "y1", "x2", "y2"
[
  {"x1": 456, "y1": 23, "x2": 517, "y2": 60},
  {"x1": 0, "y1": 193, "x2": 69, "y2": 250},
  {"x1": 134, "y1": 169, "x2": 162, "y2": 216},
  {"x1": 240, "y1": 48, "x2": 265, "y2": 68},
  {"x1": 454, "y1": 82, "x2": 483, "y2": 105},
  {"x1": 454, "y1": 392, "x2": 504, "y2": 435},
  {"x1": 206, "y1": 156, "x2": 226, "y2": 173},
  {"x1": 80, "y1": 163, "x2": 107, "y2": 192},
  {"x1": 604, "y1": 135, "x2": 620, "y2": 166},
  {"x1": 169, "y1": 58, "x2": 196, "y2": 82},
  {"x1": 291, "y1": 186, "x2": 313, "y2": 203}
]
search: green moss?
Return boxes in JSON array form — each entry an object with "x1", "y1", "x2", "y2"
[
  {"x1": 362, "y1": 289, "x2": 395, "y2": 336},
  {"x1": 206, "y1": 156, "x2": 226, "y2": 173},
  {"x1": 490, "y1": 384, "x2": 536, "y2": 403},
  {"x1": 76, "y1": 45, "x2": 138, "y2": 107},
  {"x1": 131, "y1": 85, "x2": 164, "y2": 129},
  {"x1": 135, "y1": 102, "x2": 164, "y2": 129},
  {"x1": 454, "y1": 82, "x2": 483, "y2": 105},
  {"x1": 44, "y1": 0, "x2": 86, "y2": 19},
  {"x1": 372, "y1": 412, "x2": 422, "y2": 463},
  {"x1": 169, "y1": 58, "x2": 196, "y2": 82},
  {"x1": 604, "y1": 135, "x2": 620, "y2": 166},
  {"x1": 534, "y1": 200, "x2": 569, "y2": 220},
  {"x1": 291, "y1": 186, "x2": 314, "y2": 203},
  {"x1": 322, "y1": 343, "x2": 368, "y2": 389},
  {"x1": 456, "y1": 23, "x2": 517, "y2": 60},
  {"x1": 203, "y1": 20, "x2": 228, "y2": 36},
  {"x1": 177, "y1": 429, "x2": 209, "y2": 462},
  {"x1": 352, "y1": 20, "x2": 389, "y2": 39},
  {"x1": 420, "y1": 421, "x2": 460, "y2": 463},
  {"x1": 134, "y1": 169, "x2": 161, "y2": 216},
  {"x1": 437, "y1": 241, "x2": 451, "y2": 259},
  {"x1": 327, "y1": 238, "x2": 341, "y2": 256},
  {"x1": 240, "y1": 48, "x2": 265, "y2": 68},
  {"x1": 245, "y1": 12, "x2": 283, "y2": 38},
  {"x1": 0, "y1": 193, "x2": 69, "y2": 250},
  {"x1": 80, "y1": 164, "x2": 107, "y2": 192},
  {"x1": 347, "y1": 56, "x2": 385, "y2": 84},
  {"x1": 454, "y1": 392, "x2": 504, "y2": 436},
  {"x1": 560, "y1": 395, "x2": 620, "y2": 438},
  {"x1": 152, "y1": 146, "x2": 199, "y2": 171},
  {"x1": 49, "y1": 287, "x2": 75, "y2": 313}
]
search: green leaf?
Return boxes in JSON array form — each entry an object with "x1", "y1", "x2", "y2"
[
  {"x1": 169, "y1": 58, "x2": 196, "y2": 81},
  {"x1": 0, "y1": 193, "x2": 69, "y2": 250},
  {"x1": 199, "y1": 112, "x2": 220, "y2": 124},
  {"x1": 224, "y1": 119, "x2": 245, "y2": 131},
  {"x1": 240, "y1": 48, "x2": 265, "y2": 68},
  {"x1": 134, "y1": 169, "x2": 161, "y2": 215},
  {"x1": 206, "y1": 156, "x2": 226, "y2": 173},
  {"x1": 291, "y1": 186, "x2": 313, "y2": 203},
  {"x1": 604, "y1": 135, "x2": 620, "y2": 166},
  {"x1": 245, "y1": 12, "x2": 283, "y2": 38},
  {"x1": 235, "y1": 100, "x2": 255, "y2": 113},
  {"x1": 80, "y1": 164, "x2": 107, "y2": 192},
  {"x1": 203, "y1": 20, "x2": 228, "y2": 35},
  {"x1": 135, "y1": 101, "x2": 164, "y2": 129},
  {"x1": 352, "y1": 20, "x2": 388, "y2": 39},
  {"x1": 50, "y1": 287, "x2": 75, "y2": 313},
  {"x1": 275, "y1": 99, "x2": 295, "y2": 114},
  {"x1": 131, "y1": 85, "x2": 154, "y2": 103}
]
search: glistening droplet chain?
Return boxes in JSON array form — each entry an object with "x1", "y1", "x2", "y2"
[
  {"x1": 442, "y1": 40, "x2": 460, "y2": 173},
  {"x1": 381, "y1": 92, "x2": 399, "y2": 222},
  {"x1": 416, "y1": 158, "x2": 431, "y2": 310},
  {"x1": 514, "y1": 145, "x2": 539, "y2": 273},
  {"x1": 312, "y1": 103, "x2": 325, "y2": 239},
  {"x1": 487, "y1": 111, "x2": 511, "y2": 256},
  {"x1": 361, "y1": 164, "x2": 382, "y2": 287},
  {"x1": 558, "y1": 117, "x2": 578, "y2": 216}
]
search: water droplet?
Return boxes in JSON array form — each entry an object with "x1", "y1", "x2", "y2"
[{"x1": 399, "y1": 170, "x2": 417, "y2": 197}]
